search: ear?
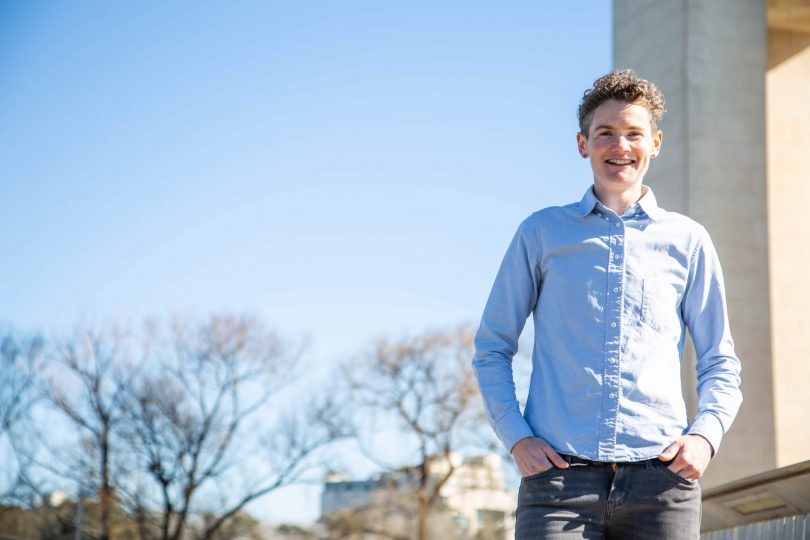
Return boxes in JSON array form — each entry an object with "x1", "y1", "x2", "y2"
[
  {"x1": 652, "y1": 129, "x2": 663, "y2": 157},
  {"x1": 576, "y1": 132, "x2": 589, "y2": 158}
]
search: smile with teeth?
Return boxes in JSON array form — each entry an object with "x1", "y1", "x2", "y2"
[{"x1": 606, "y1": 159, "x2": 634, "y2": 165}]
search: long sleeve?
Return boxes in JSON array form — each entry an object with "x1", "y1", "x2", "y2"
[
  {"x1": 681, "y1": 227, "x2": 743, "y2": 455},
  {"x1": 472, "y1": 218, "x2": 541, "y2": 453}
]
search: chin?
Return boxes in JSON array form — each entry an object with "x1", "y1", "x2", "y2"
[
  {"x1": 597, "y1": 175, "x2": 631, "y2": 184},
  {"x1": 596, "y1": 179, "x2": 642, "y2": 193}
]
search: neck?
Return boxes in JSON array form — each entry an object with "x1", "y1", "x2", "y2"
[{"x1": 593, "y1": 184, "x2": 646, "y2": 216}]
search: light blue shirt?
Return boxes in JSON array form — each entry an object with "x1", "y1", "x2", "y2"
[{"x1": 472, "y1": 185, "x2": 742, "y2": 462}]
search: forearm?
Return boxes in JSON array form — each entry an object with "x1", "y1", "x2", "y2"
[
  {"x1": 688, "y1": 354, "x2": 742, "y2": 454},
  {"x1": 472, "y1": 217, "x2": 541, "y2": 452},
  {"x1": 683, "y1": 228, "x2": 743, "y2": 455},
  {"x1": 472, "y1": 341, "x2": 534, "y2": 451}
]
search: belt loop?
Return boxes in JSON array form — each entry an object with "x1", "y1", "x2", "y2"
[{"x1": 645, "y1": 459, "x2": 654, "y2": 470}]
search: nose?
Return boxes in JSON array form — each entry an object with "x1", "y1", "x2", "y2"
[{"x1": 611, "y1": 135, "x2": 631, "y2": 150}]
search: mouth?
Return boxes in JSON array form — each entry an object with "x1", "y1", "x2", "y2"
[{"x1": 605, "y1": 158, "x2": 635, "y2": 166}]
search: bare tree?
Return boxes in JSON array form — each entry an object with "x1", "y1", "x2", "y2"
[
  {"x1": 44, "y1": 323, "x2": 133, "y2": 540},
  {"x1": 16, "y1": 314, "x2": 350, "y2": 540},
  {"x1": 338, "y1": 325, "x2": 485, "y2": 540},
  {"x1": 0, "y1": 330, "x2": 45, "y2": 507},
  {"x1": 120, "y1": 314, "x2": 350, "y2": 540}
]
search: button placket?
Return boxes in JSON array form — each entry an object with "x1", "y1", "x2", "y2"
[
  {"x1": 607, "y1": 219, "x2": 626, "y2": 339},
  {"x1": 602, "y1": 216, "x2": 625, "y2": 456}
]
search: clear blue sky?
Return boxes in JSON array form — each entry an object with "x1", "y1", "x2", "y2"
[{"x1": 1, "y1": 0, "x2": 612, "y2": 525}]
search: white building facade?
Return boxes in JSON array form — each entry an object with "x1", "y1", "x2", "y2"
[{"x1": 321, "y1": 453, "x2": 516, "y2": 540}]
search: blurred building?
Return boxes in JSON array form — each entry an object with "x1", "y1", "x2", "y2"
[{"x1": 321, "y1": 453, "x2": 516, "y2": 540}]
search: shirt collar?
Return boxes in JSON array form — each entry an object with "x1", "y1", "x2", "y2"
[
  {"x1": 636, "y1": 185, "x2": 664, "y2": 220},
  {"x1": 577, "y1": 184, "x2": 664, "y2": 221},
  {"x1": 577, "y1": 186, "x2": 601, "y2": 217}
]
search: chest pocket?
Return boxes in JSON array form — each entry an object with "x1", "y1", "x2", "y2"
[{"x1": 641, "y1": 278, "x2": 679, "y2": 332}]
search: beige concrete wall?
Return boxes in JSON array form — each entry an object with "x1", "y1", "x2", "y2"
[
  {"x1": 683, "y1": 1, "x2": 775, "y2": 489},
  {"x1": 766, "y1": 28, "x2": 810, "y2": 468},
  {"x1": 612, "y1": 0, "x2": 689, "y2": 215},
  {"x1": 614, "y1": 0, "x2": 776, "y2": 489}
]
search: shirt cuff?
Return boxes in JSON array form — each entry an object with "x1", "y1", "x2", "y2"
[
  {"x1": 688, "y1": 413, "x2": 724, "y2": 457},
  {"x1": 494, "y1": 411, "x2": 535, "y2": 454}
]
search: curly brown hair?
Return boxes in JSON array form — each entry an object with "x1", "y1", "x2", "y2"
[{"x1": 577, "y1": 70, "x2": 666, "y2": 135}]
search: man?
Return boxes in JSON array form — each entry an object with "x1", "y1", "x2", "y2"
[{"x1": 472, "y1": 70, "x2": 742, "y2": 539}]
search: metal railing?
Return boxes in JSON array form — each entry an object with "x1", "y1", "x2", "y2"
[{"x1": 701, "y1": 513, "x2": 809, "y2": 539}]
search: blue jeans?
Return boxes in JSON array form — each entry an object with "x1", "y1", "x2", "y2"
[{"x1": 515, "y1": 454, "x2": 701, "y2": 539}]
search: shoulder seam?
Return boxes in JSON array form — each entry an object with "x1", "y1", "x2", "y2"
[{"x1": 688, "y1": 227, "x2": 706, "y2": 271}]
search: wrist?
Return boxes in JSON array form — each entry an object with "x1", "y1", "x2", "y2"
[
  {"x1": 690, "y1": 433, "x2": 715, "y2": 458},
  {"x1": 510, "y1": 436, "x2": 535, "y2": 455}
]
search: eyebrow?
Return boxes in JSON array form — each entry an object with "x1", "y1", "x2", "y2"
[{"x1": 592, "y1": 124, "x2": 646, "y2": 131}]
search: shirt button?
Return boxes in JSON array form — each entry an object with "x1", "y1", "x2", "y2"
[
  {"x1": 604, "y1": 217, "x2": 609, "y2": 221},
  {"x1": 609, "y1": 358, "x2": 617, "y2": 364},
  {"x1": 617, "y1": 222, "x2": 623, "y2": 227},
  {"x1": 610, "y1": 322, "x2": 617, "y2": 328},
  {"x1": 613, "y1": 287, "x2": 619, "y2": 293},
  {"x1": 614, "y1": 253, "x2": 621, "y2": 259},
  {"x1": 609, "y1": 393, "x2": 617, "y2": 399}
]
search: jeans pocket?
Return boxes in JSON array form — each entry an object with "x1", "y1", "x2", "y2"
[
  {"x1": 521, "y1": 466, "x2": 557, "y2": 482},
  {"x1": 657, "y1": 463, "x2": 697, "y2": 486}
]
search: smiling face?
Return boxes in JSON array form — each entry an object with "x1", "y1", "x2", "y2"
[{"x1": 576, "y1": 99, "x2": 663, "y2": 198}]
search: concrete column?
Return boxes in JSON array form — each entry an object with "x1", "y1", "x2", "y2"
[
  {"x1": 613, "y1": 0, "x2": 776, "y2": 489},
  {"x1": 766, "y1": 23, "x2": 810, "y2": 469}
]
